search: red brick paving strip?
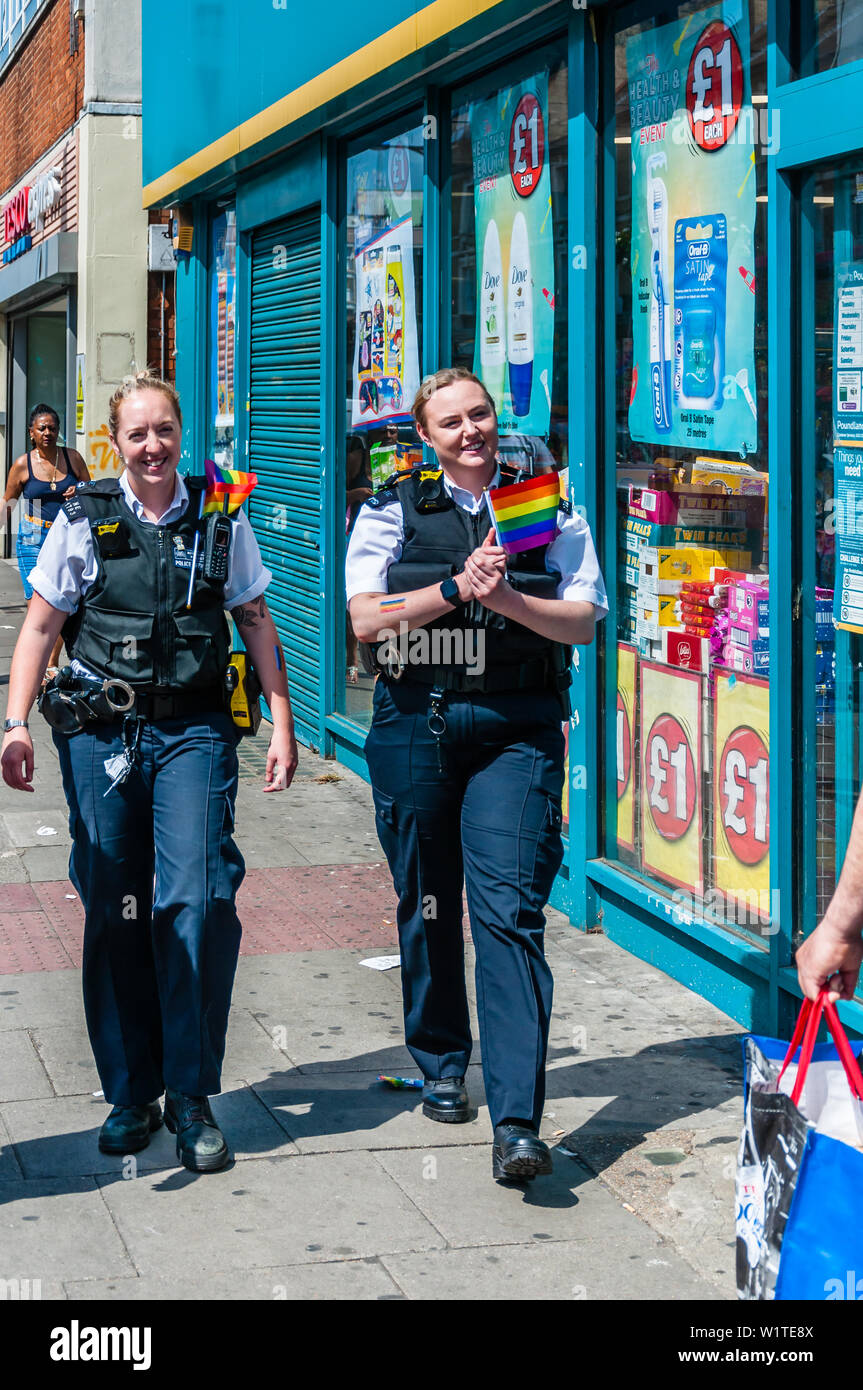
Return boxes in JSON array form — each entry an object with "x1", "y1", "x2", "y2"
[{"x1": 0, "y1": 865, "x2": 400, "y2": 973}]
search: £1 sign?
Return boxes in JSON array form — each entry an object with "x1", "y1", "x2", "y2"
[
  {"x1": 718, "y1": 725, "x2": 769, "y2": 865},
  {"x1": 645, "y1": 713, "x2": 696, "y2": 840}
]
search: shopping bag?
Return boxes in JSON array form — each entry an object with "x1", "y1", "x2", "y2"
[{"x1": 736, "y1": 990, "x2": 863, "y2": 1300}]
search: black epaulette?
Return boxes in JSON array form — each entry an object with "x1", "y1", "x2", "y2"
[
  {"x1": 62, "y1": 477, "x2": 121, "y2": 522},
  {"x1": 559, "y1": 495, "x2": 572, "y2": 516},
  {"x1": 364, "y1": 468, "x2": 414, "y2": 510}
]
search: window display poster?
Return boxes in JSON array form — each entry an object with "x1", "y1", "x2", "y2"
[
  {"x1": 626, "y1": 2, "x2": 758, "y2": 456},
  {"x1": 617, "y1": 642, "x2": 638, "y2": 853},
  {"x1": 208, "y1": 207, "x2": 236, "y2": 469},
  {"x1": 469, "y1": 71, "x2": 554, "y2": 437},
  {"x1": 639, "y1": 661, "x2": 704, "y2": 894},
  {"x1": 712, "y1": 671, "x2": 770, "y2": 918},
  {"x1": 351, "y1": 214, "x2": 420, "y2": 427},
  {"x1": 832, "y1": 261, "x2": 863, "y2": 633}
]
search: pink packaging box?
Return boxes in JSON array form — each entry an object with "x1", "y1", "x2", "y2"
[{"x1": 727, "y1": 624, "x2": 769, "y2": 654}]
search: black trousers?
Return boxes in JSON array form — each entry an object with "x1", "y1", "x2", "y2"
[{"x1": 365, "y1": 679, "x2": 565, "y2": 1129}]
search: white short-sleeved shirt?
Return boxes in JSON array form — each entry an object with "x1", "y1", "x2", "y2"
[
  {"x1": 345, "y1": 468, "x2": 608, "y2": 617},
  {"x1": 30, "y1": 470, "x2": 272, "y2": 614}
]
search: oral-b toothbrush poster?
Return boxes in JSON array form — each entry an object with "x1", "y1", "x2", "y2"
[
  {"x1": 626, "y1": 2, "x2": 758, "y2": 456},
  {"x1": 469, "y1": 72, "x2": 554, "y2": 437}
]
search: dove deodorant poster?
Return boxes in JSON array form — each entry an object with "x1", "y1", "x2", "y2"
[
  {"x1": 470, "y1": 72, "x2": 554, "y2": 437},
  {"x1": 627, "y1": 2, "x2": 758, "y2": 455}
]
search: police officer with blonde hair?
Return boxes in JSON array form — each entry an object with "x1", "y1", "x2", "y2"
[
  {"x1": 1, "y1": 371, "x2": 298, "y2": 1172},
  {"x1": 347, "y1": 367, "x2": 606, "y2": 1181}
]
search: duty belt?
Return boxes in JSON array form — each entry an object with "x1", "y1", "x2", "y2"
[
  {"x1": 384, "y1": 658, "x2": 563, "y2": 695},
  {"x1": 130, "y1": 688, "x2": 226, "y2": 720},
  {"x1": 40, "y1": 670, "x2": 225, "y2": 730}
]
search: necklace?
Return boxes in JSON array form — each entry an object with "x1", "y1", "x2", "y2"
[{"x1": 33, "y1": 445, "x2": 59, "y2": 490}]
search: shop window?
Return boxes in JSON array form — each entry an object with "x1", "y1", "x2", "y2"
[
  {"x1": 809, "y1": 167, "x2": 863, "y2": 956},
  {"x1": 797, "y1": 1, "x2": 863, "y2": 74},
  {"x1": 26, "y1": 313, "x2": 67, "y2": 442},
  {"x1": 207, "y1": 204, "x2": 236, "y2": 469},
  {"x1": 450, "y1": 52, "x2": 569, "y2": 826},
  {"x1": 450, "y1": 55, "x2": 569, "y2": 477},
  {"x1": 340, "y1": 124, "x2": 425, "y2": 727},
  {"x1": 609, "y1": 1, "x2": 770, "y2": 940}
]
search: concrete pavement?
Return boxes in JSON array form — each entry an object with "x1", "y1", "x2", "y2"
[{"x1": 0, "y1": 556, "x2": 743, "y2": 1300}]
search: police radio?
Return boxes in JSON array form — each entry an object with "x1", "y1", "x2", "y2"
[{"x1": 203, "y1": 513, "x2": 232, "y2": 582}]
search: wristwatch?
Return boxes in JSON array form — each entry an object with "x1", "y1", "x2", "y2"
[
  {"x1": 439, "y1": 576, "x2": 466, "y2": 608},
  {"x1": 3, "y1": 719, "x2": 28, "y2": 732}
]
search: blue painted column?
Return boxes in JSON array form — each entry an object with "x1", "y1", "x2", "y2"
[{"x1": 562, "y1": 6, "x2": 601, "y2": 929}]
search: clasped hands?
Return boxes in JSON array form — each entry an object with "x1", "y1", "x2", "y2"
[{"x1": 458, "y1": 527, "x2": 513, "y2": 615}]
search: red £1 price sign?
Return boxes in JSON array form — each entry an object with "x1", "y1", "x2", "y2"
[
  {"x1": 509, "y1": 92, "x2": 545, "y2": 198},
  {"x1": 686, "y1": 20, "x2": 744, "y2": 151},
  {"x1": 718, "y1": 724, "x2": 769, "y2": 866},
  {"x1": 645, "y1": 713, "x2": 696, "y2": 840}
]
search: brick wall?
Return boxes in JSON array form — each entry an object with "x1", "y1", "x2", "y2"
[
  {"x1": 0, "y1": 2, "x2": 84, "y2": 196},
  {"x1": 146, "y1": 208, "x2": 176, "y2": 382}
]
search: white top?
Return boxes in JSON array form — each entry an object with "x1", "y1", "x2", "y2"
[
  {"x1": 345, "y1": 468, "x2": 608, "y2": 616},
  {"x1": 29, "y1": 470, "x2": 272, "y2": 614}
]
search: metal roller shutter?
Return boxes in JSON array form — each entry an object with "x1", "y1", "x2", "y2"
[{"x1": 248, "y1": 209, "x2": 322, "y2": 750}]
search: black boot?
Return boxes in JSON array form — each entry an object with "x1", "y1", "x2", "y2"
[
  {"x1": 492, "y1": 1123, "x2": 553, "y2": 1181},
  {"x1": 422, "y1": 1076, "x2": 471, "y2": 1123},
  {"x1": 98, "y1": 1101, "x2": 163, "y2": 1154},
  {"x1": 164, "y1": 1090, "x2": 229, "y2": 1173}
]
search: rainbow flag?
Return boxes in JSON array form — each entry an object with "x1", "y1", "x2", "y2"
[
  {"x1": 486, "y1": 473, "x2": 562, "y2": 554},
  {"x1": 202, "y1": 458, "x2": 258, "y2": 515}
]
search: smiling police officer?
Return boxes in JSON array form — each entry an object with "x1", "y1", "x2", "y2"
[
  {"x1": 0, "y1": 371, "x2": 298, "y2": 1173},
  {"x1": 347, "y1": 368, "x2": 607, "y2": 1182}
]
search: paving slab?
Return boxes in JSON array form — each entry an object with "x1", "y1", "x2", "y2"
[
  {"x1": 95, "y1": 1152, "x2": 447, "y2": 1277},
  {"x1": 0, "y1": 1086, "x2": 300, "y2": 1179},
  {"x1": 1, "y1": 811, "x2": 71, "y2": 849},
  {"x1": 28, "y1": 1022, "x2": 99, "y2": 1097},
  {"x1": 0, "y1": 1178, "x2": 136, "y2": 1282},
  {"x1": 0, "y1": 1030, "x2": 53, "y2": 1102},
  {"x1": 372, "y1": 1143, "x2": 686, "y2": 1252},
  {"x1": 219, "y1": 1006, "x2": 302, "y2": 1083},
  {"x1": 250, "y1": 1064, "x2": 490, "y2": 1152},
  {"x1": 231, "y1": 949, "x2": 403, "y2": 1008},
  {"x1": 19, "y1": 848, "x2": 76, "y2": 883},
  {"x1": 65, "y1": 1258, "x2": 403, "y2": 1300},
  {"x1": 0, "y1": 1108, "x2": 23, "y2": 1181},
  {"x1": 380, "y1": 1235, "x2": 724, "y2": 1300},
  {"x1": 0, "y1": 970, "x2": 85, "y2": 1031}
]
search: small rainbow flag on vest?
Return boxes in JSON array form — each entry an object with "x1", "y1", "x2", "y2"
[
  {"x1": 202, "y1": 458, "x2": 258, "y2": 515},
  {"x1": 485, "y1": 472, "x2": 562, "y2": 555}
]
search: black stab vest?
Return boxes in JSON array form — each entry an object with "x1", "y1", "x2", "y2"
[
  {"x1": 369, "y1": 466, "x2": 571, "y2": 682},
  {"x1": 60, "y1": 477, "x2": 230, "y2": 693}
]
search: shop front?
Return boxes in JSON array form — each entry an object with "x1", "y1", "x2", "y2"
[
  {"x1": 142, "y1": 0, "x2": 863, "y2": 1038},
  {"x1": 0, "y1": 131, "x2": 78, "y2": 463}
]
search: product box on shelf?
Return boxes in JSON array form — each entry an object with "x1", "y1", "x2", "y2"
[
  {"x1": 619, "y1": 556, "x2": 639, "y2": 589},
  {"x1": 625, "y1": 516, "x2": 758, "y2": 554},
  {"x1": 727, "y1": 626, "x2": 769, "y2": 654},
  {"x1": 639, "y1": 548, "x2": 718, "y2": 587},
  {"x1": 710, "y1": 567, "x2": 768, "y2": 587},
  {"x1": 691, "y1": 458, "x2": 768, "y2": 495},
  {"x1": 661, "y1": 628, "x2": 712, "y2": 672},
  {"x1": 627, "y1": 483, "x2": 765, "y2": 529},
  {"x1": 637, "y1": 594, "x2": 680, "y2": 628},
  {"x1": 723, "y1": 643, "x2": 770, "y2": 675}
]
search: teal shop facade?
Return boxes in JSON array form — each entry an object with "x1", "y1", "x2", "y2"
[{"x1": 142, "y1": 0, "x2": 863, "y2": 1039}]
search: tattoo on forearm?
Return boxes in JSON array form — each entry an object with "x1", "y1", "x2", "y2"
[{"x1": 230, "y1": 596, "x2": 267, "y2": 629}]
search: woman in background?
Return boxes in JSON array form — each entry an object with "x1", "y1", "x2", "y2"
[{"x1": 0, "y1": 404, "x2": 89, "y2": 673}]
